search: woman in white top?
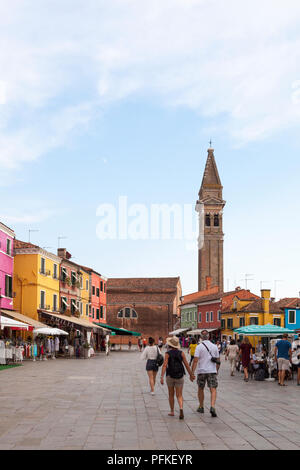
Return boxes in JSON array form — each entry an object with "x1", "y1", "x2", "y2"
[
  {"x1": 141, "y1": 337, "x2": 160, "y2": 395},
  {"x1": 226, "y1": 339, "x2": 239, "y2": 376}
]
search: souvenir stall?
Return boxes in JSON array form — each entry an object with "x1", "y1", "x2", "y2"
[
  {"x1": 33, "y1": 327, "x2": 68, "y2": 361},
  {"x1": 39, "y1": 311, "x2": 108, "y2": 359},
  {"x1": 0, "y1": 315, "x2": 29, "y2": 365}
]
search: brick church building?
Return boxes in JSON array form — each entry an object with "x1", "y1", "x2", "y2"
[{"x1": 106, "y1": 277, "x2": 182, "y2": 343}]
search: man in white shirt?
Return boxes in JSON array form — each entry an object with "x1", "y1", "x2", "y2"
[{"x1": 191, "y1": 330, "x2": 220, "y2": 418}]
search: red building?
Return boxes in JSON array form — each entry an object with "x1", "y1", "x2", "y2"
[
  {"x1": 194, "y1": 292, "x2": 222, "y2": 341},
  {"x1": 81, "y1": 266, "x2": 107, "y2": 324}
]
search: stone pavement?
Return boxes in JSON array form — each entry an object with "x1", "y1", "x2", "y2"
[{"x1": 1, "y1": 349, "x2": 300, "y2": 450}]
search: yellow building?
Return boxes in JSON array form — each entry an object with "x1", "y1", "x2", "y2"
[
  {"x1": 80, "y1": 268, "x2": 91, "y2": 320},
  {"x1": 13, "y1": 240, "x2": 61, "y2": 321},
  {"x1": 221, "y1": 289, "x2": 286, "y2": 341}
]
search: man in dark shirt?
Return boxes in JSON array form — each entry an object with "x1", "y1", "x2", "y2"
[{"x1": 275, "y1": 334, "x2": 292, "y2": 386}]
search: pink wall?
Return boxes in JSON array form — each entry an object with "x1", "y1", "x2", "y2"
[{"x1": 0, "y1": 224, "x2": 15, "y2": 310}]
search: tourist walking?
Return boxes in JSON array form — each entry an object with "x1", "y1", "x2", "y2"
[
  {"x1": 275, "y1": 334, "x2": 292, "y2": 386},
  {"x1": 188, "y1": 338, "x2": 197, "y2": 366},
  {"x1": 158, "y1": 337, "x2": 164, "y2": 349},
  {"x1": 141, "y1": 337, "x2": 160, "y2": 395},
  {"x1": 226, "y1": 339, "x2": 239, "y2": 376},
  {"x1": 240, "y1": 337, "x2": 252, "y2": 382},
  {"x1": 191, "y1": 329, "x2": 220, "y2": 418},
  {"x1": 138, "y1": 338, "x2": 143, "y2": 352},
  {"x1": 160, "y1": 336, "x2": 195, "y2": 419}
]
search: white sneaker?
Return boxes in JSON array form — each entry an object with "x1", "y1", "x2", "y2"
[{"x1": 151, "y1": 392, "x2": 155, "y2": 396}]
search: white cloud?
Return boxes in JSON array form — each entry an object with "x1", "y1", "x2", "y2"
[{"x1": 1, "y1": 0, "x2": 300, "y2": 175}]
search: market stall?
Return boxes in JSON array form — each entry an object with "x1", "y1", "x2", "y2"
[
  {"x1": 0, "y1": 315, "x2": 29, "y2": 365},
  {"x1": 233, "y1": 323, "x2": 296, "y2": 381}
]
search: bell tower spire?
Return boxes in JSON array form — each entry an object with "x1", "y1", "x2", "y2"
[{"x1": 196, "y1": 147, "x2": 226, "y2": 292}]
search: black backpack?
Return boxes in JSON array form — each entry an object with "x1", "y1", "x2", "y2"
[
  {"x1": 167, "y1": 350, "x2": 185, "y2": 379},
  {"x1": 254, "y1": 369, "x2": 265, "y2": 381},
  {"x1": 156, "y1": 346, "x2": 164, "y2": 367}
]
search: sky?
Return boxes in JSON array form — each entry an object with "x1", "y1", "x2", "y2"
[{"x1": 1, "y1": 0, "x2": 300, "y2": 299}]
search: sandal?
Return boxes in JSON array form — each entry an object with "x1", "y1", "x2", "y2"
[{"x1": 179, "y1": 409, "x2": 184, "y2": 420}]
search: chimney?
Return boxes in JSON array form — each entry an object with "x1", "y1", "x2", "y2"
[
  {"x1": 206, "y1": 276, "x2": 212, "y2": 290},
  {"x1": 261, "y1": 289, "x2": 271, "y2": 316},
  {"x1": 57, "y1": 248, "x2": 67, "y2": 259}
]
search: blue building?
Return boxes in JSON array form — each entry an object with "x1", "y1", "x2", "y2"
[{"x1": 282, "y1": 298, "x2": 300, "y2": 331}]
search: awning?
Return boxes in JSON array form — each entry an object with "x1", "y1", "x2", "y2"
[
  {"x1": 93, "y1": 322, "x2": 141, "y2": 336},
  {"x1": 169, "y1": 328, "x2": 191, "y2": 336},
  {"x1": 34, "y1": 327, "x2": 68, "y2": 336},
  {"x1": 233, "y1": 323, "x2": 295, "y2": 337},
  {"x1": 187, "y1": 328, "x2": 219, "y2": 335},
  {"x1": 41, "y1": 311, "x2": 109, "y2": 333},
  {"x1": 1, "y1": 309, "x2": 49, "y2": 329},
  {"x1": 0, "y1": 315, "x2": 29, "y2": 330}
]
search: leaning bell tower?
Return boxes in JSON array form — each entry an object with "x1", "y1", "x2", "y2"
[{"x1": 196, "y1": 147, "x2": 226, "y2": 292}]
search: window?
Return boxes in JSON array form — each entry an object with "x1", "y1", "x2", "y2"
[
  {"x1": 92, "y1": 307, "x2": 95, "y2": 318},
  {"x1": 273, "y1": 317, "x2": 281, "y2": 326},
  {"x1": 250, "y1": 317, "x2": 259, "y2": 325},
  {"x1": 96, "y1": 288, "x2": 100, "y2": 297},
  {"x1": 117, "y1": 308, "x2": 138, "y2": 319},
  {"x1": 125, "y1": 308, "x2": 131, "y2": 318},
  {"x1": 221, "y1": 319, "x2": 225, "y2": 329},
  {"x1": 206, "y1": 312, "x2": 209, "y2": 322},
  {"x1": 194, "y1": 311, "x2": 197, "y2": 321},
  {"x1": 100, "y1": 281, "x2": 103, "y2": 292},
  {"x1": 96, "y1": 309, "x2": 100, "y2": 320},
  {"x1": 100, "y1": 306, "x2": 103, "y2": 318},
  {"x1": 239, "y1": 317, "x2": 245, "y2": 327},
  {"x1": 61, "y1": 297, "x2": 68, "y2": 312},
  {"x1": 214, "y1": 214, "x2": 219, "y2": 227},
  {"x1": 40, "y1": 258, "x2": 46, "y2": 274},
  {"x1": 80, "y1": 276, "x2": 83, "y2": 289},
  {"x1": 104, "y1": 283, "x2": 106, "y2": 293},
  {"x1": 233, "y1": 300, "x2": 237, "y2": 310},
  {"x1": 217, "y1": 310, "x2": 221, "y2": 321},
  {"x1": 53, "y1": 264, "x2": 58, "y2": 279},
  {"x1": 288, "y1": 310, "x2": 296, "y2": 324},
  {"x1": 131, "y1": 309, "x2": 137, "y2": 318},
  {"x1": 86, "y1": 279, "x2": 89, "y2": 291},
  {"x1": 227, "y1": 318, "x2": 233, "y2": 329},
  {"x1": 80, "y1": 302, "x2": 83, "y2": 315},
  {"x1": 205, "y1": 214, "x2": 211, "y2": 227},
  {"x1": 6, "y1": 239, "x2": 11, "y2": 255},
  {"x1": 5, "y1": 275, "x2": 12, "y2": 298},
  {"x1": 53, "y1": 294, "x2": 57, "y2": 312},
  {"x1": 86, "y1": 304, "x2": 89, "y2": 316},
  {"x1": 199, "y1": 312, "x2": 202, "y2": 323},
  {"x1": 71, "y1": 271, "x2": 77, "y2": 286},
  {"x1": 210, "y1": 311, "x2": 213, "y2": 322},
  {"x1": 40, "y1": 291, "x2": 45, "y2": 309},
  {"x1": 71, "y1": 299, "x2": 77, "y2": 315},
  {"x1": 61, "y1": 267, "x2": 67, "y2": 282},
  {"x1": 92, "y1": 286, "x2": 95, "y2": 296}
]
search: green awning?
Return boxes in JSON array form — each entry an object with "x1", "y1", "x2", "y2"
[
  {"x1": 233, "y1": 323, "x2": 295, "y2": 337},
  {"x1": 93, "y1": 322, "x2": 141, "y2": 336}
]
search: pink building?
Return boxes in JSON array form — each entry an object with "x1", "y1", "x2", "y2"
[{"x1": 0, "y1": 222, "x2": 15, "y2": 311}]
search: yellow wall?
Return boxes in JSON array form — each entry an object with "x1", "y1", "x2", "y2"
[{"x1": 14, "y1": 252, "x2": 60, "y2": 321}]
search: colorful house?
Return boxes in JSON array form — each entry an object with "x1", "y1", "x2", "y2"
[
  {"x1": 13, "y1": 240, "x2": 61, "y2": 321},
  {"x1": 81, "y1": 267, "x2": 107, "y2": 324},
  {"x1": 80, "y1": 267, "x2": 91, "y2": 320},
  {"x1": 280, "y1": 298, "x2": 300, "y2": 332},
  {"x1": 180, "y1": 277, "x2": 220, "y2": 336},
  {"x1": 221, "y1": 289, "x2": 292, "y2": 340},
  {"x1": 0, "y1": 222, "x2": 15, "y2": 311},
  {"x1": 221, "y1": 288, "x2": 260, "y2": 340},
  {"x1": 57, "y1": 248, "x2": 82, "y2": 318}
]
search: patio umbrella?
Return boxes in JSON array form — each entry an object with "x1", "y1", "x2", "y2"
[{"x1": 33, "y1": 327, "x2": 68, "y2": 335}]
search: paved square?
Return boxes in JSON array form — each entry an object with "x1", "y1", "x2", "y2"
[{"x1": 1, "y1": 350, "x2": 300, "y2": 450}]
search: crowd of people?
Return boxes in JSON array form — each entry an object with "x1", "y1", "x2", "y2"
[{"x1": 139, "y1": 331, "x2": 300, "y2": 420}]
